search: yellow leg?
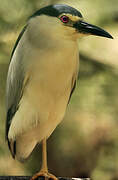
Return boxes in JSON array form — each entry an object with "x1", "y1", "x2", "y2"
[{"x1": 31, "y1": 138, "x2": 57, "y2": 180}]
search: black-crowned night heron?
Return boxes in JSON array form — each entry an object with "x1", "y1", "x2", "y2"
[{"x1": 5, "y1": 4, "x2": 113, "y2": 180}]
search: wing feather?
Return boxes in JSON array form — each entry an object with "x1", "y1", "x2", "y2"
[{"x1": 5, "y1": 26, "x2": 27, "y2": 140}]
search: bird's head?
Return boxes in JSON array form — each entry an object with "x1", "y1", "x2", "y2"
[{"x1": 29, "y1": 4, "x2": 113, "y2": 44}]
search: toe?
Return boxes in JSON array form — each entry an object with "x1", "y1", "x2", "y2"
[{"x1": 31, "y1": 171, "x2": 58, "y2": 180}]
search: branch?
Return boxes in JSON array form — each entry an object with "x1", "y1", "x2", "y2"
[{"x1": 0, "y1": 177, "x2": 90, "y2": 180}]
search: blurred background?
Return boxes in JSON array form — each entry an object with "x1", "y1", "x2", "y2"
[{"x1": 0, "y1": 0, "x2": 118, "y2": 179}]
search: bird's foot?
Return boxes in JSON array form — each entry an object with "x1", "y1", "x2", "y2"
[{"x1": 31, "y1": 170, "x2": 58, "y2": 180}]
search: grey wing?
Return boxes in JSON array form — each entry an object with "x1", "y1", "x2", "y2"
[{"x1": 5, "y1": 26, "x2": 27, "y2": 141}]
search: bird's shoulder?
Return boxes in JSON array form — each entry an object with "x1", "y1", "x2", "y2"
[{"x1": 10, "y1": 25, "x2": 27, "y2": 63}]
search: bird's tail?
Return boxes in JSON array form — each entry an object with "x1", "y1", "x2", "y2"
[
  {"x1": 15, "y1": 135, "x2": 37, "y2": 162},
  {"x1": 7, "y1": 134, "x2": 37, "y2": 162},
  {"x1": 7, "y1": 138, "x2": 16, "y2": 159},
  {"x1": 10, "y1": 124, "x2": 46, "y2": 162}
]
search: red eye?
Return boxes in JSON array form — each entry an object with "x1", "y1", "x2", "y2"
[{"x1": 60, "y1": 16, "x2": 69, "y2": 23}]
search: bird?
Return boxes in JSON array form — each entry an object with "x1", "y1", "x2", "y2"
[{"x1": 5, "y1": 4, "x2": 113, "y2": 180}]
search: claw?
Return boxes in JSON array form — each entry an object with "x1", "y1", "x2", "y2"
[{"x1": 31, "y1": 170, "x2": 58, "y2": 180}]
